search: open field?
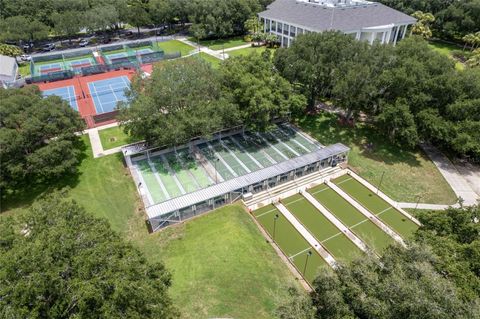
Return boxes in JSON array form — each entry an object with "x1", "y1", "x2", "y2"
[
  {"x1": 189, "y1": 36, "x2": 248, "y2": 50},
  {"x1": 332, "y1": 175, "x2": 419, "y2": 239},
  {"x1": 297, "y1": 113, "x2": 457, "y2": 204},
  {"x1": 197, "y1": 52, "x2": 222, "y2": 68},
  {"x1": 98, "y1": 126, "x2": 138, "y2": 150},
  {"x1": 228, "y1": 46, "x2": 267, "y2": 57},
  {"x1": 1, "y1": 136, "x2": 303, "y2": 318},
  {"x1": 18, "y1": 63, "x2": 31, "y2": 76}
]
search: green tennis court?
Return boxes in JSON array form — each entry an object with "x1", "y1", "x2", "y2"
[
  {"x1": 332, "y1": 175, "x2": 419, "y2": 239},
  {"x1": 253, "y1": 205, "x2": 328, "y2": 284},
  {"x1": 308, "y1": 184, "x2": 394, "y2": 253},
  {"x1": 282, "y1": 194, "x2": 363, "y2": 262}
]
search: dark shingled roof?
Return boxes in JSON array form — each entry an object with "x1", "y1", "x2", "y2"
[{"x1": 259, "y1": 0, "x2": 416, "y2": 32}]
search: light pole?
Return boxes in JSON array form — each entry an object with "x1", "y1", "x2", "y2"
[
  {"x1": 377, "y1": 171, "x2": 385, "y2": 194},
  {"x1": 273, "y1": 213, "x2": 279, "y2": 242},
  {"x1": 214, "y1": 158, "x2": 219, "y2": 184},
  {"x1": 303, "y1": 250, "x2": 312, "y2": 276},
  {"x1": 414, "y1": 195, "x2": 421, "y2": 214}
]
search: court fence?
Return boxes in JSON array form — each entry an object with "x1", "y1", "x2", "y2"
[{"x1": 30, "y1": 49, "x2": 97, "y2": 78}]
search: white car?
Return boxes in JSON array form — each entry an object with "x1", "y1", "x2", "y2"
[
  {"x1": 79, "y1": 39, "x2": 89, "y2": 47},
  {"x1": 20, "y1": 54, "x2": 31, "y2": 61}
]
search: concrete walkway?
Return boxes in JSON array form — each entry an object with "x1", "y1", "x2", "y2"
[
  {"x1": 87, "y1": 122, "x2": 124, "y2": 158},
  {"x1": 220, "y1": 43, "x2": 252, "y2": 52},
  {"x1": 275, "y1": 202, "x2": 337, "y2": 268},
  {"x1": 178, "y1": 37, "x2": 226, "y2": 60},
  {"x1": 421, "y1": 143, "x2": 478, "y2": 206}
]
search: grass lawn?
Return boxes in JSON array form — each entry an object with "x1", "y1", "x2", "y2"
[
  {"x1": 157, "y1": 40, "x2": 195, "y2": 56},
  {"x1": 18, "y1": 63, "x2": 31, "y2": 76},
  {"x1": 332, "y1": 174, "x2": 419, "y2": 239},
  {"x1": 197, "y1": 52, "x2": 222, "y2": 68},
  {"x1": 297, "y1": 113, "x2": 457, "y2": 204},
  {"x1": 2, "y1": 136, "x2": 304, "y2": 318},
  {"x1": 427, "y1": 41, "x2": 465, "y2": 71},
  {"x1": 189, "y1": 36, "x2": 248, "y2": 50},
  {"x1": 98, "y1": 126, "x2": 138, "y2": 150},
  {"x1": 228, "y1": 46, "x2": 268, "y2": 57}
]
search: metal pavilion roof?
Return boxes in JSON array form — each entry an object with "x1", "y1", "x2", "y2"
[{"x1": 146, "y1": 143, "x2": 349, "y2": 220}]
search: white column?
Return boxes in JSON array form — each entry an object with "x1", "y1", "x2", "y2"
[
  {"x1": 381, "y1": 31, "x2": 386, "y2": 44},
  {"x1": 369, "y1": 32, "x2": 375, "y2": 45},
  {"x1": 385, "y1": 28, "x2": 392, "y2": 43},
  {"x1": 393, "y1": 26, "x2": 400, "y2": 45},
  {"x1": 287, "y1": 24, "x2": 291, "y2": 47},
  {"x1": 263, "y1": 18, "x2": 266, "y2": 33},
  {"x1": 402, "y1": 25, "x2": 407, "y2": 39},
  {"x1": 356, "y1": 30, "x2": 361, "y2": 40}
]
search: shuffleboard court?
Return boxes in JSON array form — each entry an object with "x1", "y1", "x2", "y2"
[
  {"x1": 222, "y1": 137, "x2": 262, "y2": 171},
  {"x1": 332, "y1": 175, "x2": 419, "y2": 238},
  {"x1": 42, "y1": 86, "x2": 78, "y2": 111},
  {"x1": 150, "y1": 157, "x2": 183, "y2": 198},
  {"x1": 176, "y1": 149, "x2": 213, "y2": 188},
  {"x1": 87, "y1": 76, "x2": 130, "y2": 114},
  {"x1": 164, "y1": 153, "x2": 198, "y2": 194},
  {"x1": 244, "y1": 132, "x2": 287, "y2": 163},
  {"x1": 136, "y1": 160, "x2": 167, "y2": 203},
  {"x1": 229, "y1": 134, "x2": 274, "y2": 167},
  {"x1": 253, "y1": 205, "x2": 328, "y2": 284},
  {"x1": 308, "y1": 184, "x2": 395, "y2": 253},
  {"x1": 198, "y1": 143, "x2": 236, "y2": 181},
  {"x1": 210, "y1": 140, "x2": 248, "y2": 176},
  {"x1": 270, "y1": 128, "x2": 310, "y2": 155},
  {"x1": 282, "y1": 194, "x2": 362, "y2": 262},
  {"x1": 279, "y1": 124, "x2": 320, "y2": 152}
]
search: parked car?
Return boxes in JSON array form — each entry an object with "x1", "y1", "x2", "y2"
[
  {"x1": 22, "y1": 42, "x2": 34, "y2": 51},
  {"x1": 20, "y1": 54, "x2": 31, "y2": 61},
  {"x1": 79, "y1": 39, "x2": 89, "y2": 47},
  {"x1": 42, "y1": 43, "x2": 56, "y2": 51}
]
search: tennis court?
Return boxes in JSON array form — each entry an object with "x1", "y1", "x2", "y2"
[
  {"x1": 253, "y1": 204, "x2": 328, "y2": 284},
  {"x1": 104, "y1": 52, "x2": 129, "y2": 63},
  {"x1": 332, "y1": 175, "x2": 419, "y2": 238},
  {"x1": 42, "y1": 86, "x2": 78, "y2": 111},
  {"x1": 38, "y1": 62, "x2": 64, "y2": 74},
  {"x1": 65, "y1": 57, "x2": 95, "y2": 69},
  {"x1": 87, "y1": 76, "x2": 130, "y2": 114},
  {"x1": 282, "y1": 194, "x2": 363, "y2": 262},
  {"x1": 308, "y1": 184, "x2": 395, "y2": 253}
]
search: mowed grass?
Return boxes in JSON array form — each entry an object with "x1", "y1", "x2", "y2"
[
  {"x1": 253, "y1": 204, "x2": 328, "y2": 284},
  {"x1": 282, "y1": 194, "x2": 362, "y2": 263},
  {"x1": 297, "y1": 113, "x2": 457, "y2": 204},
  {"x1": 197, "y1": 52, "x2": 222, "y2": 68},
  {"x1": 18, "y1": 63, "x2": 31, "y2": 76},
  {"x1": 157, "y1": 40, "x2": 195, "y2": 56},
  {"x1": 427, "y1": 41, "x2": 465, "y2": 71},
  {"x1": 140, "y1": 204, "x2": 303, "y2": 319},
  {"x1": 98, "y1": 125, "x2": 138, "y2": 150},
  {"x1": 332, "y1": 175, "x2": 419, "y2": 239},
  {"x1": 308, "y1": 184, "x2": 395, "y2": 253},
  {"x1": 2, "y1": 136, "x2": 304, "y2": 318},
  {"x1": 227, "y1": 46, "x2": 268, "y2": 57},
  {"x1": 189, "y1": 36, "x2": 248, "y2": 50}
]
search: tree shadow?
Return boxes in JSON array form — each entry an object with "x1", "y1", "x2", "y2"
[
  {"x1": 296, "y1": 113, "x2": 422, "y2": 167},
  {"x1": 1, "y1": 139, "x2": 88, "y2": 214}
]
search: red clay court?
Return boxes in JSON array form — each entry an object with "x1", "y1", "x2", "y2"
[{"x1": 36, "y1": 69, "x2": 137, "y2": 128}]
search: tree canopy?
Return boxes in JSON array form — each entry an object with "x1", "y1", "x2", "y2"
[
  {"x1": 119, "y1": 58, "x2": 239, "y2": 146},
  {"x1": 274, "y1": 32, "x2": 480, "y2": 160},
  {"x1": 0, "y1": 86, "x2": 85, "y2": 193},
  {"x1": 0, "y1": 192, "x2": 177, "y2": 318}
]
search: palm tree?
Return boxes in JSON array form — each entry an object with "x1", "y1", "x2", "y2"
[
  {"x1": 244, "y1": 16, "x2": 262, "y2": 35},
  {"x1": 411, "y1": 11, "x2": 435, "y2": 39}
]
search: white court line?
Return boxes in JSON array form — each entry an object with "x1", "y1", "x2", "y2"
[
  {"x1": 376, "y1": 206, "x2": 393, "y2": 217},
  {"x1": 288, "y1": 247, "x2": 312, "y2": 260},
  {"x1": 255, "y1": 207, "x2": 277, "y2": 218},
  {"x1": 283, "y1": 196, "x2": 306, "y2": 207},
  {"x1": 335, "y1": 177, "x2": 353, "y2": 186},
  {"x1": 320, "y1": 231, "x2": 344, "y2": 244},
  {"x1": 310, "y1": 187, "x2": 329, "y2": 196},
  {"x1": 89, "y1": 83, "x2": 104, "y2": 113},
  {"x1": 349, "y1": 217, "x2": 370, "y2": 230}
]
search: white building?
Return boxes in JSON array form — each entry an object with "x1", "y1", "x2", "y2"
[
  {"x1": 0, "y1": 55, "x2": 19, "y2": 88},
  {"x1": 258, "y1": 0, "x2": 416, "y2": 47}
]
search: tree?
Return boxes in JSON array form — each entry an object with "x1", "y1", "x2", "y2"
[
  {"x1": 119, "y1": 58, "x2": 239, "y2": 146},
  {"x1": 467, "y1": 49, "x2": 480, "y2": 68},
  {"x1": 0, "y1": 43, "x2": 22, "y2": 57},
  {"x1": 274, "y1": 31, "x2": 369, "y2": 110},
  {"x1": 52, "y1": 11, "x2": 83, "y2": 41},
  {"x1": 0, "y1": 86, "x2": 85, "y2": 193},
  {"x1": 411, "y1": 11, "x2": 435, "y2": 39},
  {"x1": 220, "y1": 51, "x2": 306, "y2": 131},
  {"x1": 309, "y1": 244, "x2": 479, "y2": 319},
  {"x1": 0, "y1": 192, "x2": 178, "y2": 318},
  {"x1": 0, "y1": 15, "x2": 49, "y2": 43},
  {"x1": 124, "y1": 0, "x2": 151, "y2": 35},
  {"x1": 84, "y1": 5, "x2": 119, "y2": 34},
  {"x1": 244, "y1": 16, "x2": 262, "y2": 34},
  {"x1": 375, "y1": 99, "x2": 419, "y2": 148}
]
